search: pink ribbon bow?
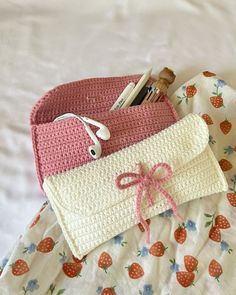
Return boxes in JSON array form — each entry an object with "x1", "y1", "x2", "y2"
[{"x1": 116, "y1": 162, "x2": 182, "y2": 243}]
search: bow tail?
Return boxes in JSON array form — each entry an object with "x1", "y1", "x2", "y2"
[
  {"x1": 158, "y1": 185, "x2": 183, "y2": 222},
  {"x1": 135, "y1": 186, "x2": 151, "y2": 244}
]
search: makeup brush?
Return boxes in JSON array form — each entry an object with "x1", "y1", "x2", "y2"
[{"x1": 141, "y1": 67, "x2": 176, "y2": 104}]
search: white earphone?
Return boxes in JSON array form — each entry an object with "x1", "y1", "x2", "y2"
[
  {"x1": 80, "y1": 115, "x2": 110, "y2": 141},
  {"x1": 54, "y1": 113, "x2": 110, "y2": 159}
]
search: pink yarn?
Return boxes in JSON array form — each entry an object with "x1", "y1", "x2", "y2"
[
  {"x1": 116, "y1": 162, "x2": 182, "y2": 243},
  {"x1": 30, "y1": 74, "x2": 179, "y2": 188}
]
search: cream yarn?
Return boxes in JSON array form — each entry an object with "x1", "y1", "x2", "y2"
[{"x1": 43, "y1": 114, "x2": 227, "y2": 258}]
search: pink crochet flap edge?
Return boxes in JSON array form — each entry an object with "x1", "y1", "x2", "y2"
[
  {"x1": 30, "y1": 74, "x2": 141, "y2": 125},
  {"x1": 30, "y1": 74, "x2": 179, "y2": 188}
]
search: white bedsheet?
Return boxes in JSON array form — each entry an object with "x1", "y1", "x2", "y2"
[{"x1": 0, "y1": 0, "x2": 236, "y2": 257}]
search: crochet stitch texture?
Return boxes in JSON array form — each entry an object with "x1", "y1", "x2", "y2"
[
  {"x1": 43, "y1": 114, "x2": 227, "y2": 258},
  {"x1": 30, "y1": 75, "x2": 178, "y2": 187}
]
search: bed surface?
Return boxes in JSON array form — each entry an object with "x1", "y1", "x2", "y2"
[{"x1": 0, "y1": 0, "x2": 236, "y2": 256}]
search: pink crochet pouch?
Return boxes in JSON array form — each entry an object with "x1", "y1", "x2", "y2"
[{"x1": 30, "y1": 74, "x2": 179, "y2": 188}]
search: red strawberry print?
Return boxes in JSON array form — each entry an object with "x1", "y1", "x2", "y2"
[
  {"x1": 176, "y1": 271, "x2": 195, "y2": 288},
  {"x1": 227, "y1": 192, "x2": 236, "y2": 207},
  {"x1": 72, "y1": 255, "x2": 81, "y2": 263},
  {"x1": 149, "y1": 241, "x2": 167, "y2": 257},
  {"x1": 215, "y1": 215, "x2": 230, "y2": 229},
  {"x1": 209, "y1": 226, "x2": 221, "y2": 242},
  {"x1": 220, "y1": 119, "x2": 232, "y2": 134},
  {"x1": 37, "y1": 237, "x2": 56, "y2": 253},
  {"x1": 39, "y1": 201, "x2": 48, "y2": 212},
  {"x1": 219, "y1": 159, "x2": 233, "y2": 171},
  {"x1": 174, "y1": 225, "x2": 187, "y2": 244},
  {"x1": 201, "y1": 114, "x2": 213, "y2": 125},
  {"x1": 138, "y1": 219, "x2": 150, "y2": 232},
  {"x1": 72, "y1": 254, "x2": 87, "y2": 264},
  {"x1": 227, "y1": 178, "x2": 236, "y2": 206},
  {"x1": 204, "y1": 213, "x2": 229, "y2": 242},
  {"x1": 29, "y1": 201, "x2": 47, "y2": 228},
  {"x1": 11, "y1": 259, "x2": 29, "y2": 276},
  {"x1": 98, "y1": 252, "x2": 112, "y2": 273},
  {"x1": 126, "y1": 262, "x2": 144, "y2": 279},
  {"x1": 209, "y1": 259, "x2": 223, "y2": 282},
  {"x1": 101, "y1": 287, "x2": 116, "y2": 295},
  {"x1": 184, "y1": 255, "x2": 198, "y2": 272},
  {"x1": 203, "y1": 71, "x2": 216, "y2": 77},
  {"x1": 186, "y1": 85, "x2": 197, "y2": 98},
  {"x1": 210, "y1": 96, "x2": 224, "y2": 108},
  {"x1": 63, "y1": 262, "x2": 82, "y2": 278},
  {"x1": 210, "y1": 79, "x2": 225, "y2": 108},
  {"x1": 29, "y1": 214, "x2": 40, "y2": 228},
  {"x1": 177, "y1": 85, "x2": 197, "y2": 104}
]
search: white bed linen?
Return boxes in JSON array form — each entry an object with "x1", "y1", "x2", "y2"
[{"x1": 0, "y1": 0, "x2": 236, "y2": 257}]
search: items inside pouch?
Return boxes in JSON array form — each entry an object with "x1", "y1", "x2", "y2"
[{"x1": 110, "y1": 67, "x2": 176, "y2": 111}]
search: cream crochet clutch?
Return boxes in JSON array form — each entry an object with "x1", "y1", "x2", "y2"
[{"x1": 43, "y1": 114, "x2": 227, "y2": 258}]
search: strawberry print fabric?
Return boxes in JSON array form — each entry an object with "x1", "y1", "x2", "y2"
[{"x1": 0, "y1": 71, "x2": 236, "y2": 294}]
